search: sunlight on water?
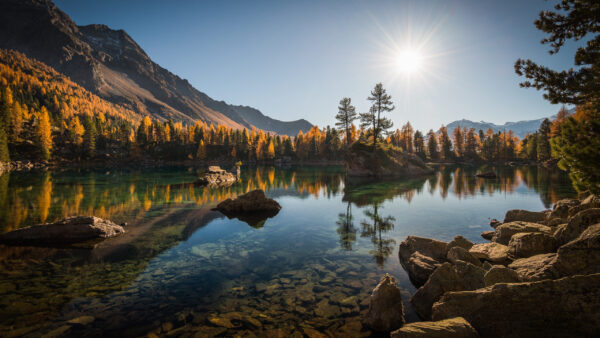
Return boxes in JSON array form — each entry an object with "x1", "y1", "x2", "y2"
[{"x1": 0, "y1": 165, "x2": 576, "y2": 336}]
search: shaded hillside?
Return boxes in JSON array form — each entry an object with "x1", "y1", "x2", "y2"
[{"x1": 0, "y1": 0, "x2": 311, "y2": 135}]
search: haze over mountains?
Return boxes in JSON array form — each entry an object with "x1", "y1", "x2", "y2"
[
  {"x1": 0, "y1": 0, "x2": 311, "y2": 135},
  {"x1": 446, "y1": 115, "x2": 557, "y2": 139}
]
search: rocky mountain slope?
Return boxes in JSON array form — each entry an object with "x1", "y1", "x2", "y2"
[{"x1": 0, "y1": 0, "x2": 311, "y2": 135}]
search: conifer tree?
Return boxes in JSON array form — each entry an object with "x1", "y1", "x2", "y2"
[
  {"x1": 413, "y1": 130, "x2": 426, "y2": 159},
  {"x1": 438, "y1": 126, "x2": 453, "y2": 160},
  {"x1": 426, "y1": 130, "x2": 438, "y2": 160},
  {"x1": 335, "y1": 97, "x2": 358, "y2": 147},
  {"x1": 0, "y1": 127, "x2": 9, "y2": 162},
  {"x1": 360, "y1": 83, "x2": 394, "y2": 149},
  {"x1": 196, "y1": 140, "x2": 207, "y2": 160},
  {"x1": 83, "y1": 116, "x2": 97, "y2": 158}
]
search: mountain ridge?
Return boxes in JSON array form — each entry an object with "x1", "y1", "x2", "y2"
[
  {"x1": 0, "y1": 0, "x2": 312, "y2": 135},
  {"x1": 445, "y1": 115, "x2": 558, "y2": 138}
]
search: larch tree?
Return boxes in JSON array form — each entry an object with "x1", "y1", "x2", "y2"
[
  {"x1": 426, "y1": 130, "x2": 438, "y2": 160},
  {"x1": 335, "y1": 97, "x2": 358, "y2": 147},
  {"x1": 196, "y1": 140, "x2": 207, "y2": 160},
  {"x1": 360, "y1": 83, "x2": 394, "y2": 149},
  {"x1": 36, "y1": 106, "x2": 52, "y2": 160}
]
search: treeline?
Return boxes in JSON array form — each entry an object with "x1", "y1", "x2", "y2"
[{"x1": 0, "y1": 48, "x2": 569, "y2": 165}]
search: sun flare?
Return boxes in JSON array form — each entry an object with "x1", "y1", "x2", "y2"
[{"x1": 396, "y1": 49, "x2": 422, "y2": 74}]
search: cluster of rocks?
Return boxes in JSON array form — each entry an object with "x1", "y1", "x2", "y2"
[
  {"x1": 195, "y1": 166, "x2": 240, "y2": 187},
  {"x1": 375, "y1": 193, "x2": 600, "y2": 337},
  {"x1": 0, "y1": 216, "x2": 125, "y2": 246}
]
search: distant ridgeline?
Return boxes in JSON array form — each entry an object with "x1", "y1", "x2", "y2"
[{"x1": 0, "y1": 49, "x2": 572, "y2": 165}]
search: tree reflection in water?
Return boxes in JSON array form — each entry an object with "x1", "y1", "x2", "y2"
[
  {"x1": 336, "y1": 201, "x2": 357, "y2": 250},
  {"x1": 359, "y1": 203, "x2": 396, "y2": 268}
]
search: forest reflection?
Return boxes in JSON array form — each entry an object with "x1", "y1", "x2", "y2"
[{"x1": 0, "y1": 165, "x2": 575, "y2": 233}]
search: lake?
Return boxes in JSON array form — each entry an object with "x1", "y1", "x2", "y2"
[{"x1": 0, "y1": 165, "x2": 577, "y2": 337}]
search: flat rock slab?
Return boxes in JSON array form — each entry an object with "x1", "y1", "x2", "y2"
[
  {"x1": 391, "y1": 317, "x2": 478, "y2": 338},
  {"x1": 0, "y1": 216, "x2": 125, "y2": 246}
]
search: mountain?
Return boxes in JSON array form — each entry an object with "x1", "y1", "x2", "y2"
[
  {"x1": 0, "y1": 0, "x2": 311, "y2": 135},
  {"x1": 446, "y1": 115, "x2": 557, "y2": 139}
]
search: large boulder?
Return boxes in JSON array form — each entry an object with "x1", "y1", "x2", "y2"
[
  {"x1": 468, "y1": 242, "x2": 510, "y2": 264},
  {"x1": 447, "y1": 247, "x2": 481, "y2": 267},
  {"x1": 554, "y1": 208, "x2": 600, "y2": 245},
  {"x1": 431, "y1": 273, "x2": 600, "y2": 338},
  {"x1": 445, "y1": 235, "x2": 474, "y2": 253},
  {"x1": 399, "y1": 236, "x2": 448, "y2": 262},
  {"x1": 508, "y1": 253, "x2": 558, "y2": 282},
  {"x1": 483, "y1": 265, "x2": 520, "y2": 286},
  {"x1": 403, "y1": 252, "x2": 443, "y2": 288},
  {"x1": 399, "y1": 236, "x2": 448, "y2": 287},
  {"x1": 553, "y1": 223, "x2": 600, "y2": 277},
  {"x1": 411, "y1": 261, "x2": 485, "y2": 320},
  {"x1": 503, "y1": 209, "x2": 549, "y2": 224},
  {"x1": 0, "y1": 216, "x2": 125, "y2": 246},
  {"x1": 550, "y1": 198, "x2": 579, "y2": 220},
  {"x1": 568, "y1": 194, "x2": 600, "y2": 217},
  {"x1": 390, "y1": 317, "x2": 478, "y2": 338},
  {"x1": 365, "y1": 274, "x2": 405, "y2": 332},
  {"x1": 491, "y1": 221, "x2": 552, "y2": 245},
  {"x1": 507, "y1": 232, "x2": 557, "y2": 258}
]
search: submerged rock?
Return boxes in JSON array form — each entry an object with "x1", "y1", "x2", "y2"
[
  {"x1": 431, "y1": 273, "x2": 600, "y2": 338},
  {"x1": 390, "y1": 317, "x2": 478, "y2": 338},
  {"x1": 214, "y1": 190, "x2": 281, "y2": 227},
  {"x1": 0, "y1": 216, "x2": 125, "y2": 246},
  {"x1": 365, "y1": 274, "x2": 405, "y2": 332}
]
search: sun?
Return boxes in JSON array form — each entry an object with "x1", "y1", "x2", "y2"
[{"x1": 396, "y1": 49, "x2": 422, "y2": 74}]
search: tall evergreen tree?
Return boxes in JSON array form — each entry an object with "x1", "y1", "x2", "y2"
[
  {"x1": 360, "y1": 83, "x2": 394, "y2": 149},
  {"x1": 36, "y1": 107, "x2": 52, "y2": 161},
  {"x1": 413, "y1": 130, "x2": 426, "y2": 159},
  {"x1": 83, "y1": 116, "x2": 97, "y2": 158},
  {"x1": 335, "y1": 97, "x2": 358, "y2": 147},
  {"x1": 426, "y1": 130, "x2": 438, "y2": 160}
]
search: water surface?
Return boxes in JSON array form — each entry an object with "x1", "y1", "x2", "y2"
[{"x1": 0, "y1": 165, "x2": 576, "y2": 337}]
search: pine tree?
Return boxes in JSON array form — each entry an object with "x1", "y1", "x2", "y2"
[
  {"x1": 335, "y1": 97, "x2": 358, "y2": 147},
  {"x1": 452, "y1": 126, "x2": 464, "y2": 159},
  {"x1": 536, "y1": 119, "x2": 552, "y2": 161},
  {"x1": 36, "y1": 107, "x2": 52, "y2": 161},
  {"x1": 438, "y1": 126, "x2": 453, "y2": 160},
  {"x1": 413, "y1": 130, "x2": 426, "y2": 159},
  {"x1": 0, "y1": 127, "x2": 9, "y2": 162},
  {"x1": 360, "y1": 83, "x2": 394, "y2": 149}
]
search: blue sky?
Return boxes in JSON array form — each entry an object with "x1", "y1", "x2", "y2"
[{"x1": 55, "y1": 0, "x2": 578, "y2": 132}]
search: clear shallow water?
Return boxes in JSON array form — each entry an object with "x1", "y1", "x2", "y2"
[{"x1": 0, "y1": 165, "x2": 576, "y2": 337}]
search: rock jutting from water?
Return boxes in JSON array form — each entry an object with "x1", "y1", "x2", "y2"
[
  {"x1": 0, "y1": 216, "x2": 125, "y2": 246},
  {"x1": 195, "y1": 166, "x2": 240, "y2": 187},
  {"x1": 389, "y1": 193, "x2": 600, "y2": 337},
  {"x1": 214, "y1": 190, "x2": 282, "y2": 227},
  {"x1": 365, "y1": 274, "x2": 405, "y2": 332},
  {"x1": 345, "y1": 142, "x2": 433, "y2": 177}
]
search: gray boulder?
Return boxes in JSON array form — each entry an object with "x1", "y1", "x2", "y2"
[
  {"x1": 468, "y1": 242, "x2": 510, "y2": 264},
  {"x1": 366, "y1": 274, "x2": 405, "y2": 332},
  {"x1": 0, "y1": 216, "x2": 125, "y2": 246},
  {"x1": 399, "y1": 236, "x2": 448, "y2": 287},
  {"x1": 483, "y1": 265, "x2": 520, "y2": 286},
  {"x1": 196, "y1": 166, "x2": 239, "y2": 187},
  {"x1": 491, "y1": 221, "x2": 552, "y2": 245},
  {"x1": 447, "y1": 247, "x2": 481, "y2": 267},
  {"x1": 554, "y1": 208, "x2": 600, "y2": 245},
  {"x1": 411, "y1": 261, "x2": 485, "y2": 320},
  {"x1": 507, "y1": 232, "x2": 557, "y2": 258},
  {"x1": 445, "y1": 235, "x2": 473, "y2": 253},
  {"x1": 431, "y1": 273, "x2": 600, "y2": 338},
  {"x1": 508, "y1": 253, "x2": 558, "y2": 282},
  {"x1": 553, "y1": 223, "x2": 600, "y2": 277},
  {"x1": 503, "y1": 209, "x2": 549, "y2": 223},
  {"x1": 390, "y1": 317, "x2": 478, "y2": 338}
]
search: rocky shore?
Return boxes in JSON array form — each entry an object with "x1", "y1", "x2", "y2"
[
  {"x1": 195, "y1": 166, "x2": 240, "y2": 187},
  {"x1": 367, "y1": 193, "x2": 600, "y2": 337},
  {"x1": 0, "y1": 160, "x2": 49, "y2": 174}
]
